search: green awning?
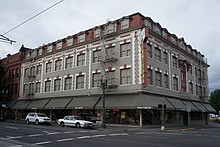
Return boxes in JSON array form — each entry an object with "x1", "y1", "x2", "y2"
[
  {"x1": 139, "y1": 94, "x2": 175, "y2": 109},
  {"x1": 166, "y1": 97, "x2": 186, "y2": 111},
  {"x1": 26, "y1": 99, "x2": 50, "y2": 110},
  {"x1": 44, "y1": 98, "x2": 72, "y2": 109},
  {"x1": 13, "y1": 100, "x2": 32, "y2": 110},
  {"x1": 192, "y1": 101, "x2": 207, "y2": 112},
  {"x1": 202, "y1": 103, "x2": 216, "y2": 113},
  {"x1": 182, "y1": 101, "x2": 199, "y2": 111},
  {"x1": 66, "y1": 96, "x2": 99, "y2": 109}
]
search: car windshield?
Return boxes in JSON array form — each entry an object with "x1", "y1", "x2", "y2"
[
  {"x1": 74, "y1": 116, "x2": 84, "y2": 120},
  {"x1": 37, "y1": 113, "x2": 47, "y2": 117}
]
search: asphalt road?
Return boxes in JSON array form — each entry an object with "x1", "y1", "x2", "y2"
[{"x1": 0, "y1": 121, "x2": 220, "y2": 147}]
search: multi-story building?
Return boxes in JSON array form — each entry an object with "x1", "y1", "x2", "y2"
[
  {"x1": 0, "y1": 47, "x2": 28, "y2": 119},
  {"x1": 14, "y1": 12, "x2": 215, "y2": 126}
]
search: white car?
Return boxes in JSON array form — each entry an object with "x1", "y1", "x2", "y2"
[
  {"x1": 58, "y1": 116, "x2": 94, "y2": 128},
  {"x1": 25, "y1": 112, "x2": 51, "y2": 125}
]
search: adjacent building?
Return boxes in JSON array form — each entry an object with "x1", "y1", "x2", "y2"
[
  {"x1": 13, "y1": 12, "x2": 215, "y2": 127},
  {"x1": 0, "y1": 47, "x2": 28, "y2": 119}
]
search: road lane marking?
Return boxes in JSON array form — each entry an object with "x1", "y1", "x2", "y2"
[
  {"x1": 109, "y1": 133, "x2": 121, "y2": 136},
  {"x1": 48, "y1": 132, "x2": 61, "y2": 135},
  {"x1": 64, "y1": 131, "x2": 76, "y2": 134},
  {"x1": 89, "y1": 130, "x2": 98, "y2": 132},
  {"x1": 4, "y1": 126, "x2": 18, "y2": 130},
  {"x1": 34, "y1": 141, "x2": 51, "y2": 145},
  {"x1": 92, "y1": 134, "x2": 107, "y2": 138},
  {"x1": 27, "y1": 134, "x2": 43, "y2": 137},
  {"x1": 7, "y1": 136, "x2": 23, "y2": 139},
  {"x1": 8, "y1": 145, "x2": 23, "y2": 147},
  {"x1": 77, "y1": 136, "x2": 91, "y2": 139},
  {"x1": 57, "y1": 138, "x2": 74, "y2": 142},
  {"x1": 78, "y1": 130, "x2": 88, "y2": 133},
  {"x1": 120, "y1": 133, "x2": 129, "y2": 135}
]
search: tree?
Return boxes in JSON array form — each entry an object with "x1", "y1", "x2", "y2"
[{"x1": 210, "y1": 89, "x2": 220, "y2": 114}]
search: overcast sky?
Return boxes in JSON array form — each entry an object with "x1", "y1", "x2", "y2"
[{"x1": 0, "y1": 0, "x2": 219, "y2": 93}]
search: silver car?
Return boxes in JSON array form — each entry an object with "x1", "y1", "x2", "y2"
[
  {"x1": 25, "y1": 112, "x2": 51, "y2": 125},
  {"x1": 58, "y1": 116, "x2": 94, "y2": 128}
]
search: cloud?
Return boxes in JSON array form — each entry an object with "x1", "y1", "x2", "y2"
[{"x1": 0, "y1": 0, "x2": 220, "y2": 92}]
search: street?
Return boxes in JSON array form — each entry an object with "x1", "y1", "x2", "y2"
[{"x1": 0, "y1": 121, "x2": 220, "y2": 147}]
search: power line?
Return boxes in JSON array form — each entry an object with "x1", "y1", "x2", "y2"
[
  {"x1": 3, "y1": 0, "x2": 64, "y2": 35},
  {"x1": 0, "y1": 34, "x2": 16, "y2": 44}
]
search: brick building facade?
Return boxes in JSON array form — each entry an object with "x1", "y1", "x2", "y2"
[{"x1": 13, "y1": 12, "x2": 215, "y2": 126}]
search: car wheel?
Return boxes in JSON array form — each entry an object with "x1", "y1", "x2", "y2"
[
  {"x1": 60, "y1": 122, "x2": 65, "y2": 127},
  {"x1": 26, "y1": 119, "x2": 29, "y2": 124},
  {"x1": 76, "y1": 123, "x2": 81, "y2": 128},
  {"x1": 35, "y1": 120, "x2": 39, "y2": 125}
]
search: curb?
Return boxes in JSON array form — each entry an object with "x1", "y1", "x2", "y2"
[{"x1": 164, "y1": 128, "x2": 194, "y2": 132}]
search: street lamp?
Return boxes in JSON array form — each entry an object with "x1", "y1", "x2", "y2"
[{"x1": 101, "y1": 79, "x2": 107, "y2": 128}]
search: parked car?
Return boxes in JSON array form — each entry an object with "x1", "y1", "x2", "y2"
[
  {"x1": 57, "y1": 115, "x2": 94, "y2": 128},
  {"x1": 25, "y1": 112, "x2": 51, "y2": 125},
  {"x1": 218, "y1": 116, "x2": 220, "y2": 123},
  {"x1": 80, "y1": 113, "x2": 97, "y2": 123}
]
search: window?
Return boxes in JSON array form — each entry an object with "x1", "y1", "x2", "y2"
[
  {"x1": 164, "y1": 74, "x2": 169, "y2": 89},
  {"x1": 36, "y1": 82, "x2": 41, "y2": 93},
  {"x1": 147, "y1": 69, "x2": 153, "y2": 85},
  {"x1": 37, "y1": 65, "x2": 42, "y2": 75},
  {"x1": 147, "y1": 44, "x2": 152, "y2": 58},
  {"x1": 9, "y1": 70, "x2": 11, "y2": 79},
  {"x1": 12, "y1": 69, "x2": 15, "y2": 79},
  {"x1": 54, "y1": 79, "x2": 61, "y2": 91},
  {"x1": 77, "y1": 53, "x2": 85, "y2": 66},
  {"x1": 173, "y1": 77, "x2": 178, "y2": 91},
  {"x1": 172, "y1": 56, "x2": 177, "y2": 68},
  {"x1": 120, "y1": 43, "x2": 131, "y2": 57},
  {"x1": 203, "y1": 87, "x2": 206, "y2": 96},
  {"x1": 93, "y1": 50, "x2": 101, "y2": 63},
  {"x1": 15, "y1": 83, "x2": 18, "y2": 95},
  {"x1": 92, "y1": 73, "x2": 100, "y2": 87},
  {"x1": 163, "y1": 51, "x2": 168, "y2": 64},
  {"x1": 76, "y1": 75, "x2": 85, "y2": 89},
  {"x1": 195, "y1": 67, "x2": 198, "y2": 77},
  {"x1": 120, "y1": 68, "x2": 131, "y2": 85},
  {"x1": 15, "y1": 68, "x2": 19, "y2": 78},
  {"x1": 94, "y1": 28, "x2": 101, "y2": 38},
  {"x1": 155, "y1": 72, "x2": 162, "y2": 87},
  {"x1": 65, "y1": 57, "x2": 73, "y2": 69},
  {"x1": 64, "y1": 77, "x2": 72, "y2": 90},
  {"x1": 199, "y1": 86, "x2": 202, "y2": 97},
  {"x1": 187, "y1": 65, "x2": 192, "y2": 74},
  {"x1": 78, "y1": 34, "x2": 85, "y2": 43},
  {"x1": 67, "y1": 38, "x2": 73, "y2": 46},
  {"x1": 24, "y1": 68, "x2": 28, "y2": 77},
  {"x1": 47, "y1": 45, "x2": 52, "y2": 52},
  {"x1": 196, "y1": 85, "x2": 198, "y2": 95},
  {"x1": 189, "y1": 82, "x2": 193, "y2": 94},
  {"x1": 24, "y1": 84, "x2": 28, "y2": 94},
  {"x1": 30, "y1": 66, "x2": 35, "y2": 76},
  {"x1": 106, "y1": 46, "x2": 116, "y2": 58},
  {"x1": 155, "y1": 47, "x2": 161, "y2": 61},
  {"x1": 45, "y1": 80, "x2": 51, "y2": 92},
  {"x1": 121, "y1": 19, "x2": 129, "y2": 30},
  {"x1": 30, "y1": 83, "x2": 34, "y2": 94},
  {"x1": 106, "y1": 23, "x2": 115, "y2": 34},
  {"x1": 55, "y1": 60, "x2": 62, "y2": 71},
  {"x1": 46, "y1": 62, "x2": 52, "y2": 73},
  {"x1": 107, "y1": 70, "x2": 116, "y2": 85}
]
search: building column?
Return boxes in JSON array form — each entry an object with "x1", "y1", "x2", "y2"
[{"x1": 139, "y1": 110, "x2": 142, "y2": 127}]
